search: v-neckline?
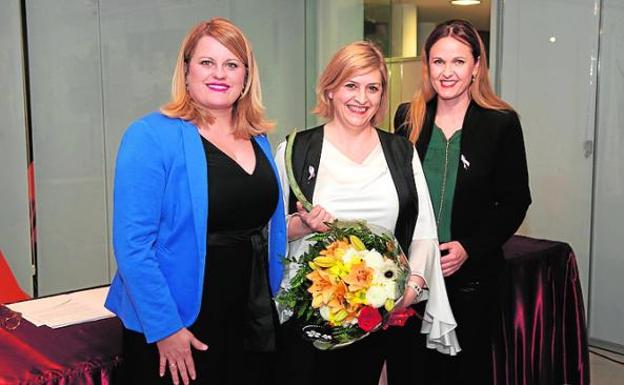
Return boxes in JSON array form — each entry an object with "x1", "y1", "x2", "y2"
[
  {"x1": 433, "y1": 123, "x2": 462, "y2": 141},
  {"x1": 202, "y1": 137, "x2": 258, "y2": 176},
  {"x1": 322, "y1": 127, "x2": 382, "y2": 166},
  {"x1": 323, "y1": 138, "x2": 381, "y2": 166}
]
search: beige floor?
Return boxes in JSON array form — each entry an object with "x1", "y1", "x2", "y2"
[{"x1": 590, "y1": 346, "x2": 624, "y2": 385}]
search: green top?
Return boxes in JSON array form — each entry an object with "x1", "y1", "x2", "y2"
[{"x1": 423, "y1": 124, "x2": 462, "y2": 243}]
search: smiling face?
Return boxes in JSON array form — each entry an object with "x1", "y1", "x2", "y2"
[
  {"x1": 186, "y1": 35, "x2": 246, "y2": 114},
  {"x1": 328, "y1": 69, "x2": 383, "y2": 131},
  {"x1": 428, "y1": 36, "x2": 479, "y2": 104}
]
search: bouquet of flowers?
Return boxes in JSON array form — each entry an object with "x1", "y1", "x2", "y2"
[
  {"x1": 276, "y1": 221, "x2": 410, "y2": 350},
  {"x1": 277, "y1": 129, "x2": 410, "y2": 350}
]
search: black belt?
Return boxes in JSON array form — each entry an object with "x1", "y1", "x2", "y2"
[{"x1": 207, "y1": 227, "x2": 277, "y2": 352}]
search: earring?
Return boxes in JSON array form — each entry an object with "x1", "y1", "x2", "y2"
[{"x1": 471, "y1": 74, "x2": 476, "y2": 83}]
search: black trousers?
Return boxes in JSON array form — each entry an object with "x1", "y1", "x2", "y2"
[
  {"x1": 425, "y1": 277, "x2": 500, "y2": 385},
  {"x1": 382, "y1": 278, "x2": 499, "y2": 385},
  {"x1": 384, "y1": 302, "x2": 429, "y2": 385},
  {"x1": 274, "y1": 319, "x2": 386, "y2": 385}
]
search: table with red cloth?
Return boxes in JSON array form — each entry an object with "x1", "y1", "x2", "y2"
[
  {"x1": 0, "y1": 315, "x2": 122, "y2": 385},
  {"x1": 493, "y1": 235, "x2": 590, "y2": 385},
  {"x1": 0, "y1": 236, "x2": 589, "y2": 385}
]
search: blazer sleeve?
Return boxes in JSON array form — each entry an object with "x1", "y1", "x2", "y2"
[
  {"x1": 393, "y1": 103, "x2": 411, "y2": 138},
  {"x1": 112, "y1": 120, "x2": 184, "y2": 342},
  {"x1": 457, "y1": 111, "x2": 532, "y2": 259}
]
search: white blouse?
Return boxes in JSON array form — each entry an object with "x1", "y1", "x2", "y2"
[{"x1": 274, "y1": 134, "x2": 460, "y2": 355}]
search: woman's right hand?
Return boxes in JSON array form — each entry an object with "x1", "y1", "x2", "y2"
[
  {"x1": 157, "y1": 328, "x2": 208, "y2": 385},
  {"x1": 287, "y1": 202, "x2": 334, "y2": 240}
]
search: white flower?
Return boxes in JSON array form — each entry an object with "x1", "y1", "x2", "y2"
[
  {"x1": 371, "y1": 259, "x2": 400, "y2": 299},
  {"x1": 319, "y1": 306, "x2": 331, "y2": 321},
  {"x1": 380, "y1": 259, "x2": 399, "y2": 281},
  {"x1": 366, "y1": 285, "x2": 388, "y2": 308},
  {"x1": 383, "y1": 280, "x2": 399, "y2": 300},
  {"x1": 362, "y1": 250, "x2": 384, "y2": 270},
  {"x1": 342, "y1": 247, "x2": 362, "y2": 265}
]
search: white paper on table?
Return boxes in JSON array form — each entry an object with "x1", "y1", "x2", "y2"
[{"x1": 6, "y1": 286, "x2": 114, "y2": 328}]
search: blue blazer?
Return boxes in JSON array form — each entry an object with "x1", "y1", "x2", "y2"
[{"x1": 105, "y1": 112, "x2": 287, "y2": 343}]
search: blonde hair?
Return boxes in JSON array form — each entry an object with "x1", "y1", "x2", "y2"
[
  {"x1": 408, "y1": 20, "x2": 512, "y2": 143},
  {"x1": 161, "y1": 17, "x2": 273, "y2": 137},
  {"x1": 313, "y1": 41, "x2": 388, "y2": 126}
]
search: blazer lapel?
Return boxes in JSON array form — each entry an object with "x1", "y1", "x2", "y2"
[
  {"x1": 416, "y1": 100, "x2": 437, "y2": 160},
  {"x1": 253, "y1": 134, "x2": 287, "y2": 295},
  {"x1": 180, "y1": 120, "x2": 208, "y2": 262},
  {"x1": 455, "y1": 101, "x2": 478, "y2": 192},
  {"x1": 287, "y1": 126, "x2": 324, "y2": 214}
]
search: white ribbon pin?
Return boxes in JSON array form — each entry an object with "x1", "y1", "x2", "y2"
[
  {"x1": 307, "y1": 165, "x2": 316, "y2": 180},
  {"x1": 460, "y1": 154, "x2": 470, "y2": 170}
]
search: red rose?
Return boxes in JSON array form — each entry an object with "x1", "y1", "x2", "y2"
[
  {"x1": 384, "y1": 307, "x2": 416, "y2": 328},
  {"x1": 358, "y1": 305, "x2": 382, "y2": 332}
]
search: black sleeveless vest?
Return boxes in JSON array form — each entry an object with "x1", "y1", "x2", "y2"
[{"x1": 286, "y1": 125, "x2": 419, "y2": 253}]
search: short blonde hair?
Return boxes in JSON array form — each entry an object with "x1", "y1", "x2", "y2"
[
  {"x1": 313, "y1": 41, "x2": 388, "y2": 126},
  {"x1": 161, "y1": 17, "x2": 273, "y2": 137}
]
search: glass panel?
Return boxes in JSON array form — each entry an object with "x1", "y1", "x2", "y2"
[
  {"x1": 27, "y1": 0, "x2": 110, "y2": 295},
  {"x1": 0, "y1": 0, "x2": 33, "y2": 295},
  {"x1": 230, "y1": 0, "x2": 307, "y2": 144},
  {"x1": 365, "y1": 0, "x2": 392, "y2": 57},
  {"x1": 307, "y1": 0, "x2": 365, "y2": 127},
  {"x1": 589, "y1": 0, "x2": 624, "y2": 350},
  {"x1": 500, "y1": 0, "x2": 601, "y2": 299}
]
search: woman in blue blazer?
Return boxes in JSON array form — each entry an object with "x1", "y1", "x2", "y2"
[
  {"x1": 394, "y1": 20, "x2": 531, "y2": 385},
  {"x1": 105, "y1": 18, "x2": 286, "y2": 385}
]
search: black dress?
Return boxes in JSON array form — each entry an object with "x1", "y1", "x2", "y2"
[{"x1": 121, "y1": 137, "x2": 278, "y2": 385}]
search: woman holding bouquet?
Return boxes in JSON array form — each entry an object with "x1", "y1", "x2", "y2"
[
  {"x1": 105, "y1": 18, "x2": 286, "y2": 385},
  {"x1": 274, "y1": 41, "x2": 459, "y2": 385},
  {"x1": 394, "y1": 20, "x2": 531, "y2": 384}
]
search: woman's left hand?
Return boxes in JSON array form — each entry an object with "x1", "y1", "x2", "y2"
[
  {"x1": 385, "y1": 275, "x2": 425, "y2": 327},
  {"x1": 395, "y1": 275, "x2": 425, "y2": 309},
  {"x1": 439, "y1": 241, "x2": 468, "y2": 277}
]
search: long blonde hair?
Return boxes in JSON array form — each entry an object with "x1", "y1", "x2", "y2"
[
  {"x1": 408, "y1": 19, "x2": 512, "y2": 143},
  {"x1": 313, "y1": 41, "x2": 389, "y2": 126},
  {"x1": 161, "y1": 17, "x2": 273, "y2": 137}
]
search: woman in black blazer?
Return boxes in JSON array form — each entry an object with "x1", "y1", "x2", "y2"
[{"x1": 394, "y1": 20, "x2": 531, "y2": 385}]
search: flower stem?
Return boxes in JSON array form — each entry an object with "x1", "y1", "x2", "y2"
[{"x1": 285, "y1": 129, "x2": 313, "y2": 211}]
